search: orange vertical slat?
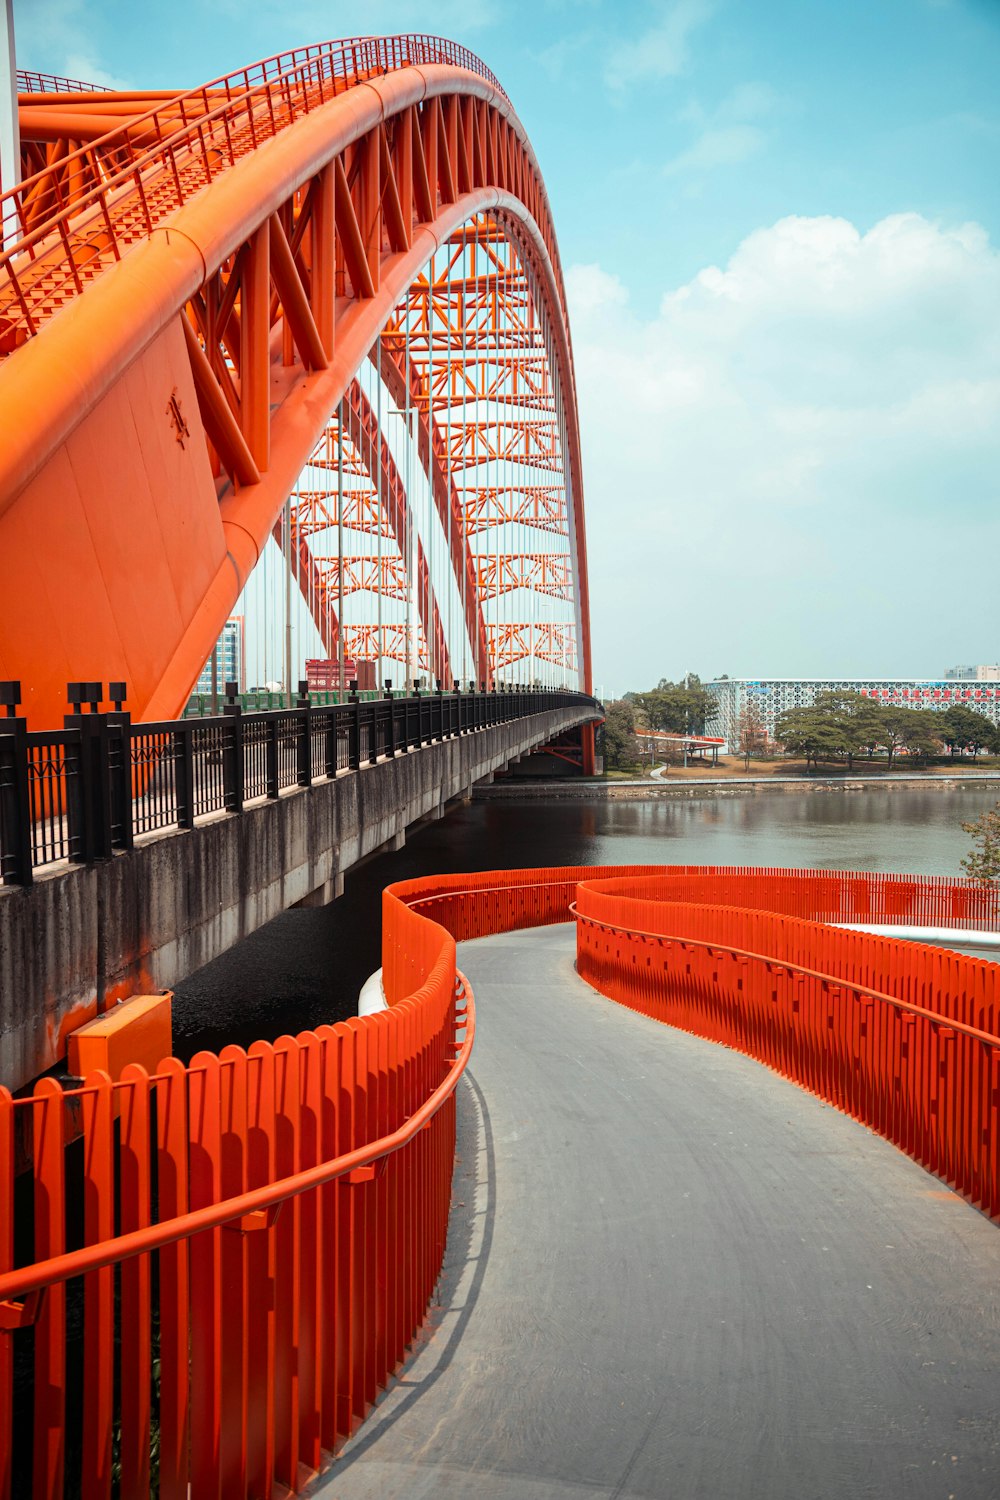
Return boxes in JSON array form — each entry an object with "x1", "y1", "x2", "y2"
[
  {"x1": 348, "y1": 1019, "x2": 373, "y2": 1423},
  {"x1": 0, "y1": 1087, "x2": 13, "y2": 1500},
  {"x1": 80, "y1": 1072, "x2": 114, "y2": 1500},
  {"x1": 119, "y1": 1064, "x2": 152, "y2": 1500},
  {"x1": 296, "y1": 1030, "x2": 323, "y2": 1477},
  {"x1": 32, "y1": 1076, "x2": 65, "y2": 1500},
  {"x1": 218, "y1": 1046, "x2": 249, "y2": 1500},
  {"x1": 188, "y1": 1051, "x2": 223, "y2": 1500},
  {"x1": 332, "y1": 1024, "x2": 355, "y2": 1444},
  {"x1": 156, "y1": 1057, "x2": 191, "y2": 1500},
  {"x1": 315, "y1": 1026, "x2": 341, "y2": 1453},
  {"x1": 272, "y1": 1036, "x2": 301, "y2": 1488},
  {"x1": 245, "y1": 1041, "x2": 277, "y2": 1499}
]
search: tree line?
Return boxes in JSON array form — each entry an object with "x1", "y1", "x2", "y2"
[
  {"x1": 774, "y1": 691, "x2": 1000, "y2": 770},
  {"x1": 601, "y1": 677, "x2": 1000, "y2": 773}
]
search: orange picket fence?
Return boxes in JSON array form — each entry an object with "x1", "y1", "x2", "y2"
[
  {"x1": 0, "y1": 882, "x2": 469, "y2": 1500},
  {"x1": 1, "y1": 862, "x2": 997, "y2": 1497}
]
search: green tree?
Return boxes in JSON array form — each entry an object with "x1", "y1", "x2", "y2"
[
  {"x1": 775, "y1": 705, "x2": 854, "y2": 768},
  {"x1": 634, "y1": 674, "x2": 718, "y2": 736},
  {"x1": 937, "y1": 705, "x2": 996, "y2": 759},
  {"x1": 961, "y1": 805, "x2": 1000, "y2": 880},
  {"x1": 777, "y1": 691, "x2": 872, "y2": 770},
  {"x1": 602, "y1": 700, "x2": 640, "y2": 771},
  {"x1": 876, "y1": 706, "x2": 941, "y2": 768},
  {"x1": 736, "y1": 703, "x2": 768, "y2": 770}
]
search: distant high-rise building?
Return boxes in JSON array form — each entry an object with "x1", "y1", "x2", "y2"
[
  {"x1": 946, "y1": 664, "x2": 1000, "y2": 681},
  {"x1": 196, "y1": 617, "x2": 244, "y2": 695},
  {"x1": 706, "y1": 676, "x2": 1000, "y2": 752}
]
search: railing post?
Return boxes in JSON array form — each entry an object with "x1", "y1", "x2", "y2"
[
  {"x1": 106, "y1": 681, "x2": 133, "y2": 852},
  {"x1": 173, "y1": 722, "x2": 195, "y2": 829},
  {"x1": 435, "y1": 680, "x2": 443, "y2": 741},
  {"x1": 65, "y1": 682, "x2": 113, "y2": 862},
  {"x1": 407, "y1": 684, "x2": 419, "y2": 747},
  {"x1": 0, "y1": 683, "x2": 33, "y2": 885},
  {"x1": 384, "y1": 680, "x2": 396, "y2": 757},
  {"x1": 418, "y1": 686, "x2": 425, "y2": 746},
  {"x1": 324, "y1": 705, "x2": 338, "y2": 779},
  {"x1": 348, "y1": 682, "x2": 361, "y2": 770},
  {"x1": 222, "y1": 682, "x2": 244, "y2": 814},
  {"x1": 265, "y1": 710, "x2": 279, "y2": 799},
  {"x1": 296, "y1": 681, "x2": 312, "y2": 787}
]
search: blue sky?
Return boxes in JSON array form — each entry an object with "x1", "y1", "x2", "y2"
[{"x1": 16, "y1": 1, "x2": 1000, "y2": 694}]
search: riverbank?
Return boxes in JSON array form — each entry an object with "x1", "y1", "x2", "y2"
[{"x1": 476, "y1": 773, "x2": 1000, "y2": 801}]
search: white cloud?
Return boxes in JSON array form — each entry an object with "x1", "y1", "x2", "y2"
[
  {"x1": 14, "y1": 1, "x2": 134, "y2": 88},
  {"x1": 666, "y1": 80, "x2": 781, "y2": 176},
  {"x1": 567, "y1": 214, "x2": 1000, "y2": 689},
  {"x1": 604, "y1": 0, "x2": 715, "y2": 93},
  {"x1": 663, "y1": 123, "x2": 765, "y2": 175}
]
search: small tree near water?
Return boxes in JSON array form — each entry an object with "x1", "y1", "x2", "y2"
[
  {"x1": 736, "y1": 704, "x2": 767, "y2": 770},
  {"x1": 961, "y1": 805, "x2": 1000, "y2": 881}
]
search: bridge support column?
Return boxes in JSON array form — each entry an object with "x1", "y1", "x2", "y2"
[{"x1": 581, "y1": 721, "x2": 597, "y2": 777}]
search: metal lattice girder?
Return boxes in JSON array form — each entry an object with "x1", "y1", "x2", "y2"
[
  {"x1": 460, "y1": 485, "x2": 567, "y2": 536},
  {"x1": 314, "y1": 555, "x2": 409, "y2": 602},
  {"x1": 476, "y1": 554, "x2": 573, "y2": 600},
  {"x1": 488, "y1": 622, "x2": 578, "y2": 673}
]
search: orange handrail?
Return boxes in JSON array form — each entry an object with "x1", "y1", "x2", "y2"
[{"x1": 570, "y1": 903, "x2": 1000, "y2": 1048}]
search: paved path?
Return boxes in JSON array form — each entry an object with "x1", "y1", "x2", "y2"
[{"x1": 313, "y1": 925, "x2": 1000, "y2": 1500}]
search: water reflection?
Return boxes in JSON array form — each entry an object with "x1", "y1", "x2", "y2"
[{"x1": 171, "y1": 785, "x2": 1000, "y2": 1057}]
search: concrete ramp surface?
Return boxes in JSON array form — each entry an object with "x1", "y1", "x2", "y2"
[{"x1": 314, "y1": 925, "x2": 1000, "y2": 1500}]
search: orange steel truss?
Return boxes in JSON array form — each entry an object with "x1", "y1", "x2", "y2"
[
  {"x1": 1, "y1": 863, "x2": 997, "y2": 1497},
  {"x1": 0, "y1": 37, "x2": 591, "y2": 729}
]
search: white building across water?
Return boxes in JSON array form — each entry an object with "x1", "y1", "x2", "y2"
[{"x1": 705, "y1": 677, "x2": 1000, "y2": 753}]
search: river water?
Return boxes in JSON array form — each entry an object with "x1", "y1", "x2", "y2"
[{"x1": 171, "y1": 784, "x2": 1000, "y2": 1057}]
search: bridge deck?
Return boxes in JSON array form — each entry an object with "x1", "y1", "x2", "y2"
[{"x1": 316, "y1": 925, "x2": 1000, "y2": 1500}]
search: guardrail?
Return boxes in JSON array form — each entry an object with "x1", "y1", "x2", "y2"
[
  {"x1": 0, "y1": 875, "x2": 473, "y2": 1500},
  {"x1": 0, "y1": 681, "x2": 598, "y2": 885},
  {"x1": 17, "y1": 70, "x2": 113, "y2": 93},
  {"x1": 573, "y1": 870, "x2": 1000, "y2": 1222},
  {"x1": 3, "y1": 35, "x2": 506, "y2": 344}
]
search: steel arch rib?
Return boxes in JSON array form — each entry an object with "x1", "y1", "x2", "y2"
[{"x1": 0, "y1": 56, "x2": 591, "y2": 727}]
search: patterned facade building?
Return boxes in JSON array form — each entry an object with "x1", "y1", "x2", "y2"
[{"x1": 705, "y1": 677, "x2": 1000, "y2": 753}]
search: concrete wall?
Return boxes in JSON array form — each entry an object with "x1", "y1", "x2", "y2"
[{"x1": 0, "y1": 707, "x2": 593, "y2": 1092}]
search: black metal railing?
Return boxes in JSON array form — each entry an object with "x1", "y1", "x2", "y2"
[{"x1": 0, "y1": 680, "x2": 600, "y2": 885}]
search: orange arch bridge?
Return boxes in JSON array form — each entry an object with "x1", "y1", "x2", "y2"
[{"x1": 0, "y1": 39, "x2": 592, "y2": 731}]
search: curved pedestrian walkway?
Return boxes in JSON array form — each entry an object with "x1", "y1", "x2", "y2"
[{"x1": 313, "y1": 925, "x2": 1000, "y2": 1500}]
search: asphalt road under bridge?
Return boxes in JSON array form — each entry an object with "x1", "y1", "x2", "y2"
[{"x1": 316, "y1": 925, "x2": 1000, "y2": 1500}]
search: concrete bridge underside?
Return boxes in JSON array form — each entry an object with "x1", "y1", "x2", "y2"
[
  {"x1": 323, "y1": 925, "x2": 1000, "y2": 1500},
  {"x1": 0, "y1": 706, "x2": 592, "y2": 1092}
]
